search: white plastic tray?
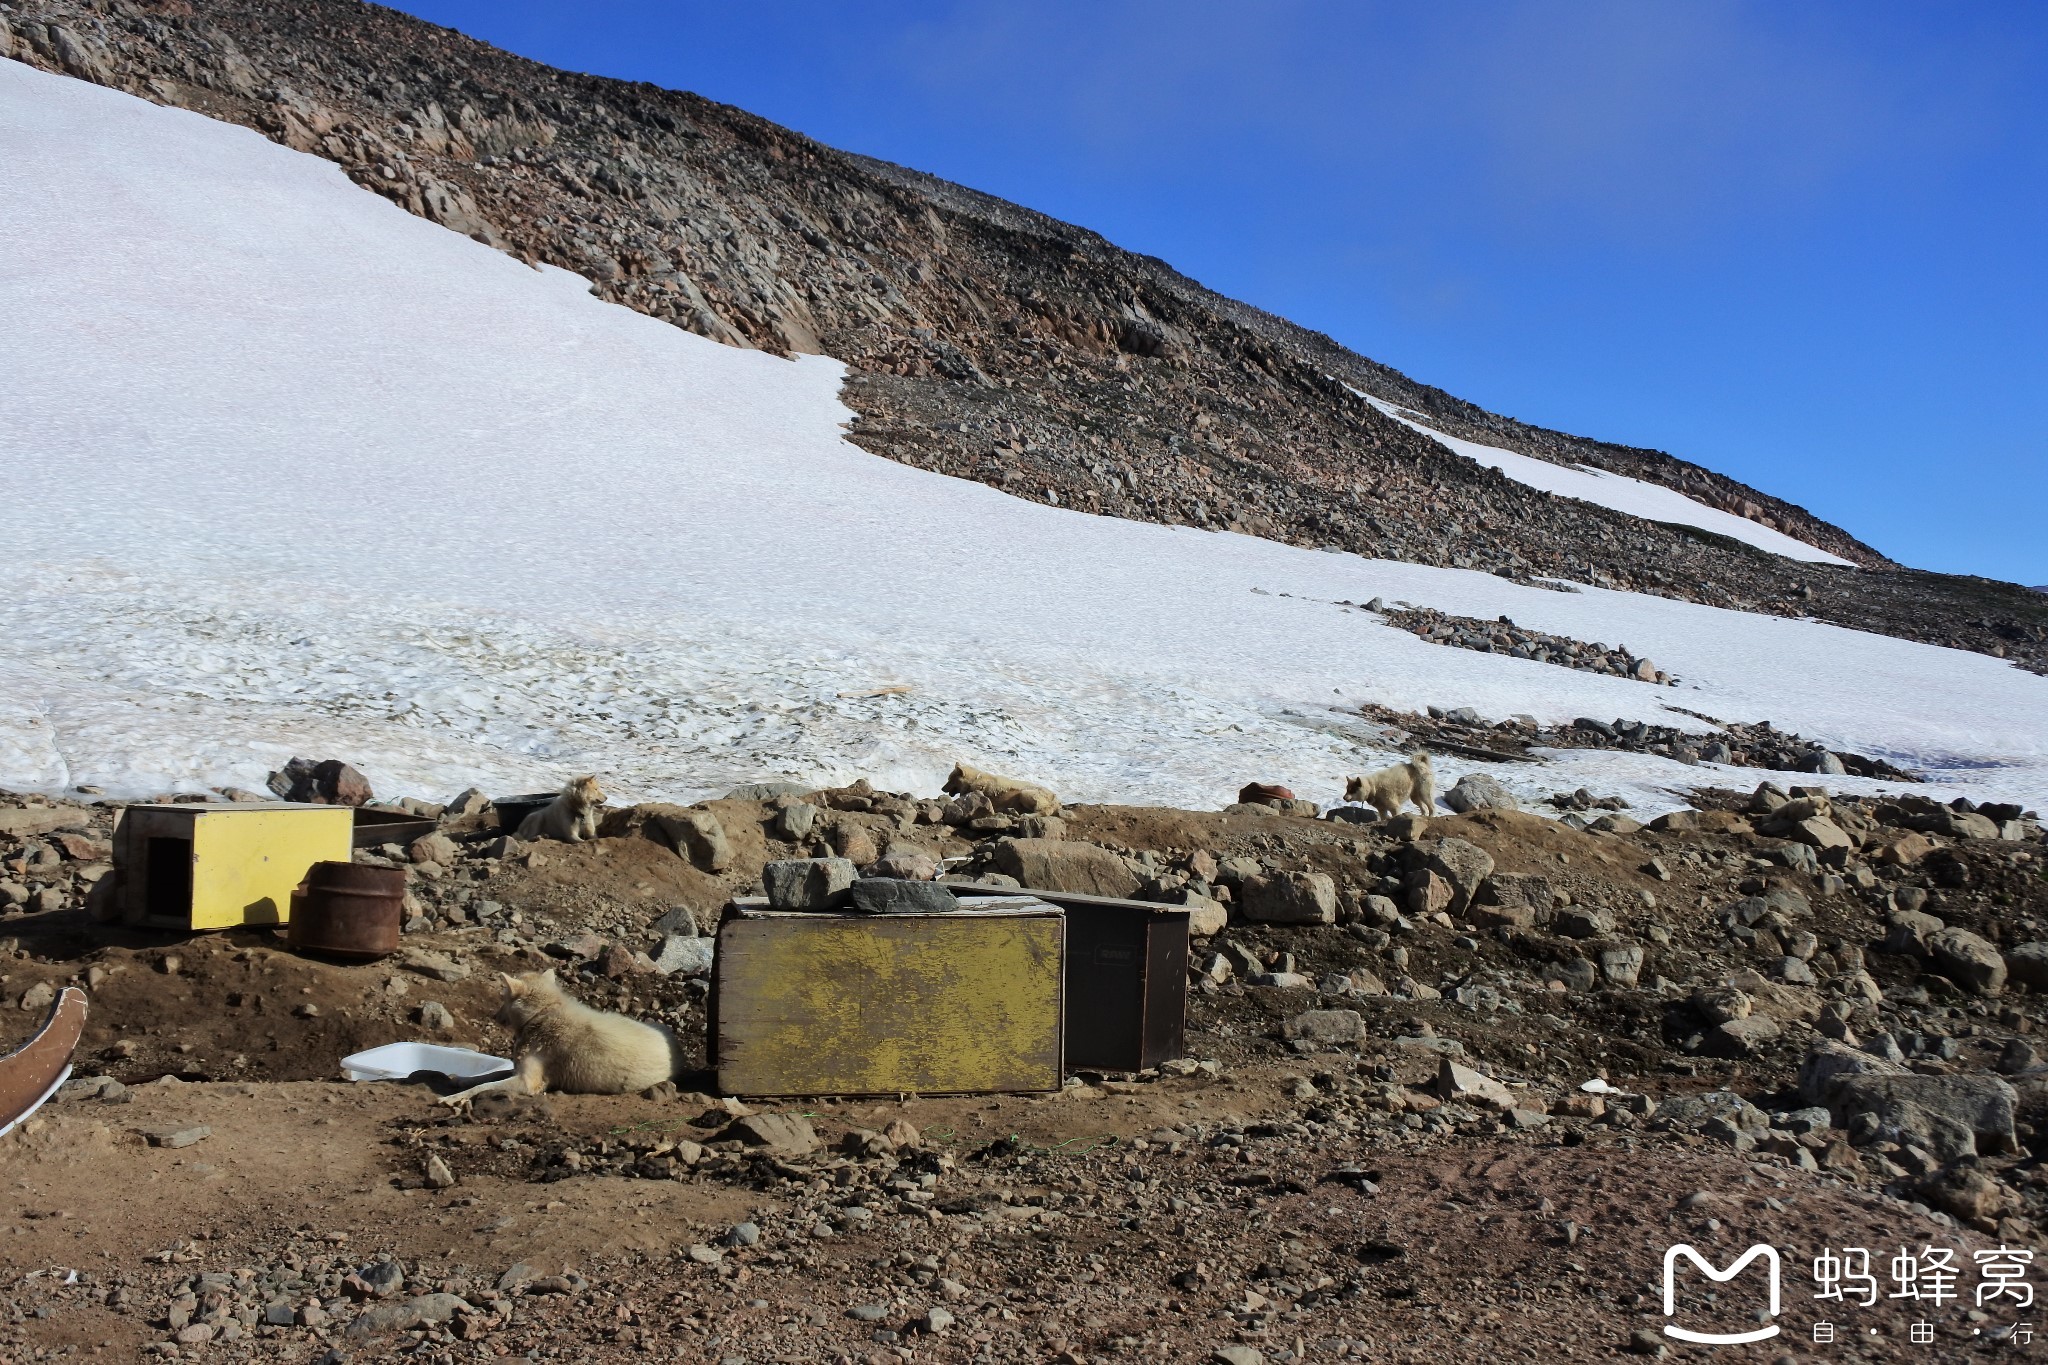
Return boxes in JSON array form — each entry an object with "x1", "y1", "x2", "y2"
[{"x1": 339, "y1": 1042, "x2": 512, "y2": 1083}]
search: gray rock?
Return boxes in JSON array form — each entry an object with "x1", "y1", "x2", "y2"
[
  {"x1": 1285, "y1": 1009, "x2": 1365, "y2": 1045},
  {"x1": 1931, "y1": 809, "x2": 2001, "y2": 840},
  {"x1": 1554, "y1": 907, "x2": 1614, "y2": 939},
  {"x1": 444, "y1": 787, "x2": 490, "y2": 818},
  {"x1": 727, "y1": 782, "x2": 813, "y2": 801},
  {"x1": 423, "y1": 1153, "x2": 457, "y2": 1189},
  {"x1": 1441, "y1": 774, "x2": 1518, "y2": 814},
  {"x1": 1597, "y1": 942, "x2": 1644, "y2": 987},
  {"x1": 1775, "y1": 956, "x2": 1816, "y2": 986},
  {"x1": 762, "y1": 858, "x2": 857, "y2": 910},
  {"x1": 1829, "y1": 1073, "x2": 2020, "y2": 1155},
  {"x1": 1653, "y1": 1091, "x2": 1769, "y2": 1135},
  {"x1": 652, "y1": 936, "x2": 716, "y2": 977},
  {"x1": 991, "y1": 838, "x2": 1142, "y2": 899},
  {"x1": 653, "y1": 905, "x2": 699, "y2": 937},
  {"x1": 1212, "y1": 1347, "x2": 1265, "y2": 1365},
  {"x1": 847, "y1": 878, "x2": 958, "y2": 915},
  {"x1": 726, "y1": 1221, "x2": 761, "y2": 1247},
  {"x1": 141, "y1": 1124, "x2": 211, "y2": 1149},
  {"x1": 1180, "y1": 893, "x2": 1228, "y2": 937},
  {"x1": 940, "y1": 791, "x2": 995, "y2": 826},
  {"x1": 1418, "y1": 838, "x2": 1495, "y2": 914},
  {"x1": 651, "y1": 808, "x2": 732, "y2": 873},
  {"x1": 1239, "y1": 871, "x2": 1338, "y2": 926},
  {"x1": 723, "y1": 1112, "x2": 819, "y2": 1155},
  {"x1": 2005, "y1": 941, "x2": 2048, "y2": 991},
  {"x1": 415, "y1": 1001, "x2": 454, "y2": 1031},
  {"x1": 1778, "y1": 1106, "x2": 1833, "y2": 1135},
  {"x1": 1796, "y1": 1039, "x2": 1908, "y2": 1105},
  {"x1": 1551, "y1": 957, "x2": 1599, "y2": 992},
  {"x1": 771, "y1": 802, "x2": 819, "y2": 841},
  {"x1": 410, "y1": 1293, "x2": 469, "y2": 1325},
  {"x1": 408, "y1": 832, "x2": 460, "y2": 866},
  {"x1": 1883, "y1": 909, "x2": 1946, "y2": 956},
  {"x1": 1436, "y1": 1059, "x2": 1514, "y2": 1111},
  {"x1": 358, "y1": 1259, "x2": 405, "y2": 1298},
  {"x1": 399, "y1": 949, "x2": 470, "y2": 982},
  {"x1": 1926, "y1": 928, "x2": 2007, "y2": 995},
  {"x1": 1247, "y1": 971, "x2": 1313, "y2": 990},
  {"x1": 1713, "y1": 1016, "x2": 1781, "y2": 1055}
]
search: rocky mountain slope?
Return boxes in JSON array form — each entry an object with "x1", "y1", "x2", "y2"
[{"x1": 4, "y1": 0, "x2": 2045, "y2": 675}]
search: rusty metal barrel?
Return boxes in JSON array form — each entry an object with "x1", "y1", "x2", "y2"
[{"x1": 288, "y1": 861, "x2": 405, "y2": 958}]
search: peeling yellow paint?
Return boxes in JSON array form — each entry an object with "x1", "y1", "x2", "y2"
[{"x1": 714, "y1": 905, "x2": 1063, "y2": 1096}]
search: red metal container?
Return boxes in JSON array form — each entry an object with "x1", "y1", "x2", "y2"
[{"x1": 288, "y1": 861, "x2": 405, "y2": 959}]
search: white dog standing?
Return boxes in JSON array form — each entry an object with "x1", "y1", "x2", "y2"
[{"x1": 1343, "y1": 751, "x2": 1437, "y2": 820}]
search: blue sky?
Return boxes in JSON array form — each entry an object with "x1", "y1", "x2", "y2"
[{"x1": 391, "y1": 1, "x2": 2046, "y2": 585}]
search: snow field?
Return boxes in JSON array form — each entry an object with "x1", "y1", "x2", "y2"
[{"x1": 2, "y1": 59, "x2": 2043, "y2": 817}]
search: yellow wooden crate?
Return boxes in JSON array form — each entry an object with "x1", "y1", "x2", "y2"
[
  {"x1": 713, "y1": 898, "x2": 1064, "y2": 1097},
  {"x1": 113, "y1": 804, "x2": 356, "y2": 930}
]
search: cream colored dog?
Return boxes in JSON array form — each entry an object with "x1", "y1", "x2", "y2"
[
  {"x1": 441, "y1": 970, "x2": 679, "y2": 1107},
  {"x1": 1344, "y1": 751, "x2": 1436, "y2": 820},
  {"x1": 942, "y1": 761, "x2": 1062, "y2": 816},
  {"x1": 516, "y1": 775, "x2": 604, "y2": 842}
]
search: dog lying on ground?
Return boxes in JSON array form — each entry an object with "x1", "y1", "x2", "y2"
[
  {"x1": 943, "y1": 761, "x2": 1062, "y2": 816},
  {"x1": 516, "y1": 775, "x2": 604, "y2": 842},
  {"x1": 441, "y1": 970, "x2": 679, "y2": 1107},
  {"x1": 1344, "y1": 751, "x2": 1436, "y2": 820}
]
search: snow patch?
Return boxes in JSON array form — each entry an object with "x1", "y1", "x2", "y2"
[{"x1": 1355, "y1": 392, "x2": 1856, "y2": 567}]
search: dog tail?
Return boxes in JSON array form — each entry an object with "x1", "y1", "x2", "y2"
[{"x1": 1410, "y1": 750, "x2": 1432, "y2": 767}]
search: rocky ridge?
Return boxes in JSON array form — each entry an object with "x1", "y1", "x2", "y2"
[{"x1": 4, "y1": 0, "x2": 2047, "y2": 674}]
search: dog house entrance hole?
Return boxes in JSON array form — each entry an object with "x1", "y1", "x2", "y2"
[{"x1": 144, "y1": 836, "x2": 193, "y2": 925}]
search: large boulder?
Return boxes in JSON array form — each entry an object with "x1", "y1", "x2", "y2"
[
  {"x1": 1414, "y1": 838, "x2": 1494, "y2": 915},
  {"x1": 1796, "y1": 1039, "x2": 1907, "y2": 1105},
  {"x1": 1441, "y1": 775, "x2": 1518, "y2": 814},
  {"x1": 1924, "y1": 809, "x2": 2002, "y2": 840},
  {"x1": 1787, "y1": 816, "x2": 1854, "y2": 856},
  {"x1": 991, "y1": 839, "x2": 1141, "y2": 899},
  {"x1": 1926, "y1": 928, "x2": 2007, "y2": 995},
  {"x1": 1179, "y1": 893, "x2": 1229, "y2": 937},
  {"x1": 1872, "y1": 830, "x2": 1938, "y2": 866},
  {"x1": 1240, "y1": 871, "x2": 1338, "y2": 926},
  {"x1": 1436, "y1": 1059, "x2": 1515, "y2": 1111},
  {"x1": 1831, "y1": 1073, "x2": 2020, "y2": 1157},
  {"x1": 650, "y1": 808, "x2": 733, "y2": 873},
  {"x1": 2004, "y1": 941, "x2": 2048, "y2": 991},
  {"x1": 1882, "y1": 910, "x2": 1946, "y2": 956}
]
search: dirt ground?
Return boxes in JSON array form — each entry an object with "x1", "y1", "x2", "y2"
[{"x1": 2, "y1": 780, "x2": 2045, "y2": 1361}]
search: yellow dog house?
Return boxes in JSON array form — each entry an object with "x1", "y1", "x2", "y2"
[{"x1": 112, "y1": 804, "x2": 354, "y2": 930}]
